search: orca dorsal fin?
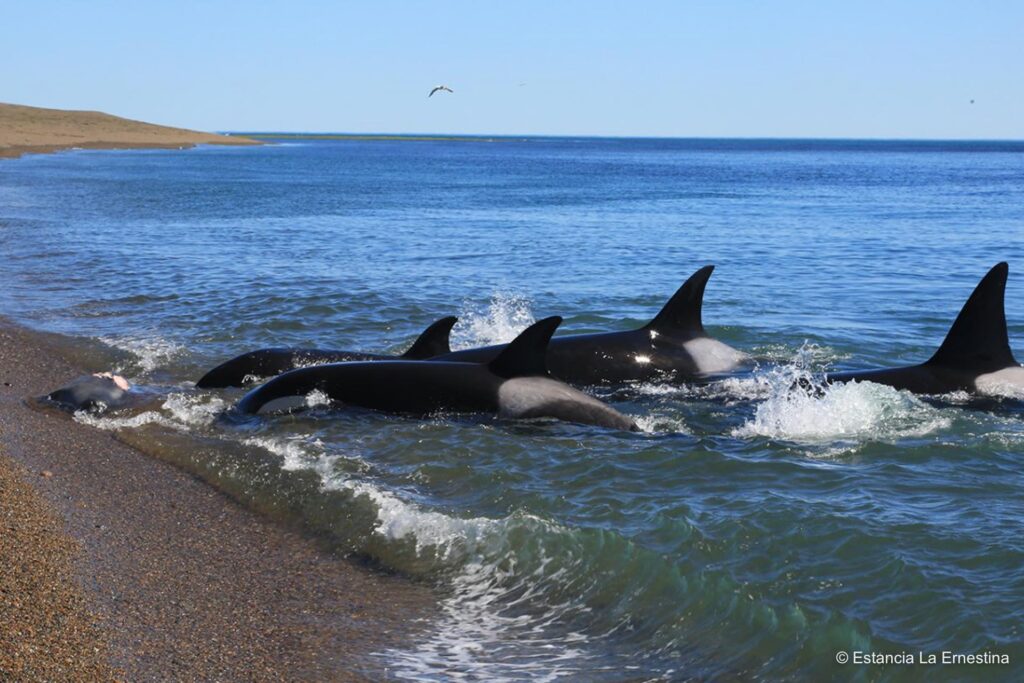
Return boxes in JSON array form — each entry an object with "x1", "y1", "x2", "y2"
[
  {"x1": 927, "y1": 262, "x2": 1017, "y2": 370},
  {"x1": 488, "y1": 316, "x2": 562, "y2": 379},
  {"x1": 645, "y1": 265, "x2": 715, "y2": 337},
  {"x1": 402, "y1": 316, "x2": 458, "y2": 359}
]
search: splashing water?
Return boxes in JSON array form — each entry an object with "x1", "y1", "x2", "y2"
[
  {"x1": 73, "y1": 409, "x2": 177, "y2": 431},
  {"x1": 732, "y1": 346, "x2": 952, "y2": 443},
  {"x1": 99, "y1": 335, "x2": 184, "y2": 376},
  {"x1": 11, "y1": 137, "x2": 1024, "y2": 682},
  {"x1": 633, "y1": 411, "x2": 690, "y2": 435},
  {"x1": 452, "y1": 292, "x2": 535, "y2": 349},
  {"x1": 163, "y1": 393, "x2": 228, "y2": 426},
  {"x1": 305, "y1": 389, "x2": 331, "y2": 408},
  {"x1": 72, "y1": 391, "x2": 226, "y2": 431}
]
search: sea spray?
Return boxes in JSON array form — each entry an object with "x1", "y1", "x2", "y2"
[
  {"x1": 98, "y1": 334, "x2": 184, "y2": 376},
  {"x1": 452, "y1": 292, "x2": 535, "y2": 349},
  {"x1": 732, "y1": 345, "x2": 952, "y2": 444}
]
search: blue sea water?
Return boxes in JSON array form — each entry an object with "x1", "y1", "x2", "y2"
[{"x1": 1, "y1": 137, "x2": 1023, "y2": 680}]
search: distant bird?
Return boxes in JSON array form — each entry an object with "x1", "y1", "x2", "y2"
[
  {"x1": 970, "y1": 99, "x2": 975, "y2": 104},
  {"x1": 429, "y1": 85, "x2": 454, "y2": 98}
]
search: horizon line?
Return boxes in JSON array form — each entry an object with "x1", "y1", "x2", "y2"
[{"x1": 223, "y1": 131, "x2": 1024, "y2": 144}]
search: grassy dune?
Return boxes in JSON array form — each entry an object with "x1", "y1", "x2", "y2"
[{"x1": 0, "y1": 102, "x2": 259, "y2": 159}]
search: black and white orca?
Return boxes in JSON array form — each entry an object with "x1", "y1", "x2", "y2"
[
  {"x1": 234, "y1": 316, "x2": 638, "y2": 431},
  {"x1": 826, "y1": 262, "x2": 1024, "y2": 396},
  {"x1": 196, "y1": 316, "x2": 458, "y2": 388},
  {"x1": 435, "y1": 265, "x2": 747, "y2": 385}
]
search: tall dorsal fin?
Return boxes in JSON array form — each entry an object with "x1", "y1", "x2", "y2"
[
  {"x1": 927, "y1": 262, "x2": 1017, "y2": 370},
  {"x1": 402, "y1": 316, "x2": 458, "y2": 359},
  {"x1": 488, "y1": 316, "x2": 562, "y2": 379},
  {"x1": 645, "y1": 265, "x2": 715, "y2": 336}
]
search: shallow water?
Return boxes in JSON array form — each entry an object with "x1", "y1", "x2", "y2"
[{"x1": 2, "y1": 137, "x2": 1024, "y2": 680}]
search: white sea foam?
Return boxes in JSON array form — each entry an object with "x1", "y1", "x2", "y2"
[
  {"x1": 242, "y1": 435, "x2": 326, "y2": 471},
  {"x1": 986, "y1": 431, "x2": 1024, "y2": 449},
  {"x1": 732, "y1": 358, "x2": 952, "y2": 443},
  {"x1": 452, "y1": 292, "x2": 535, "y2": 349},
  {"x1": 634, "y1": 412, "x2": 690, "y2": 435},
  {"x1": 239, "y1": 434, "x2": 591, "y2": 678},
  {"x1": 73, "y1": 409, "x2": 178, "y2": 431},
  {"x1": 748, "y1": 342, "x2": 849, "y2": 367},
  {"x1": 162, "y1": 393, "x2": 227, "y2": 426},
  {"x1": 72, "y1": 392, "x2": 226, "y2": 432},
  {"x1": 305, "y1": 389, "x2": 331, "y2": 407},
  {"x1": 99, "y1": 335, "x2": 184, "y2": 375},
  {"x1": 331, "y1": 477, "x2": 498, "y2": 558},
  {"x1": 631, "y1": 381, "x2": 687, "y2": 397},
  {"x1": 378, "y1": 514, "x2": 605, "y2": 682},
  {"x1": 241, "y1": 435, "x2": 497, "y2": 557}
]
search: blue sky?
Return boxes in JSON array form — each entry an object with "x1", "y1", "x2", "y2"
[{"x1": 4, "y1": 1, "x2": 1021, "y2": 138}]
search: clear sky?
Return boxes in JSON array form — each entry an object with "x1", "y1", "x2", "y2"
[{"x1": 3, "y1": 1, "x2": 1021, "y2": 139}]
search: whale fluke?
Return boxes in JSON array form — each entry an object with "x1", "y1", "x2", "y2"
[
  {"x1": 645, "y1": 265, "x2": 714, "y2": 337},
  {"x1": 402, "y1": 316, "x2": 458, "y2": 359},
  {"x1": 927, "y1": 262, "x2": 1016, "y2": 372},
  {"x1": 488, "y1": 316, "x2": 562, "y2": 379}
]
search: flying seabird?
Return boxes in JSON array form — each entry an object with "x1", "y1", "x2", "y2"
[{"x1": 429, "y1": 85, "x2": 454, "y2": 97}]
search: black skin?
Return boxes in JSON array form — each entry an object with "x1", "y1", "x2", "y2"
[
  {"x1": 197, "y1": 316, "x2": 458, "y2": 389},
  {"x1": 235, "y1": 317, "x2": 639, "y2": 431},
  {"x1": 236, "y1": 361, "x2": 501, "y2": 415},
  {"x1": 822, "y1": 263, "x2": 1020, "y2": 396},
  {"x1": 434, "y1": 329, "x2": 710, "y2": 386},
  {"x1": 203, "y1": 266, "x2": 739, "y2": 389},
  {"x1": 234, "y1": 360, "x2": 638, "y2": 431},
  {"x1": 197, "y1": 348, "x2": 396, "y2": 389},
  {"x1": 825, "y1": 365, "x2": 981, "y2": 395},
  {"x1": 435, "y1": 265, "x2": 743, "y2": 386}
]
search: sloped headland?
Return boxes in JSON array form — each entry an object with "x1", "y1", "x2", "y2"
[{"x1": 0, "y1": 102, "x2": 258, "y2": 158}]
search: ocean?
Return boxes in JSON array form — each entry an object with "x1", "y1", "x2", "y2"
[{"x1": 1, "y1": 136, "x2": 1023, "y2": 680}]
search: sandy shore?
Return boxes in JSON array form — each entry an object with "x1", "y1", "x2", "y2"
[
  {"x1": 0, "y1": 320, "x2": 436, "y2": 681},
  {"x1": 0, "y1": 453, "x2": 117, "y2": 681},
  {"x1": 0, "y1": 102, "x2": 258, "y2": 159}
]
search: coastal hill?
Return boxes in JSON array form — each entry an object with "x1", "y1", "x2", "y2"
[{"x1": 0, "y1": 102, "x2": 258, "y2": 158}]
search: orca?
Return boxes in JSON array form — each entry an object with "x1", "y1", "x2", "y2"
[
  {"x1": 432, "y1": 265, "x2": 747, "y2": 385},
  {"x1": 826, "y1": 262, "x2": 1024, "y2": 396},
  {"x1": 196, "y1": 316, "x2": 458, "y2": 389},
  {"x1": 234, "y1": 316, "x2": 639, "y2": 431}
]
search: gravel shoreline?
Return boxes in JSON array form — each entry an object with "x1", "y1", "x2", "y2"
[
  {"x1": 0, "y1": 320, "x2": 436, "y2": 681},
  {"x1": 0, "y1": 453, "x2": 118, "y2": 682}
]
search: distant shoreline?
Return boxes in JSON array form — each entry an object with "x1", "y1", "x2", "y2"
[
  {"x1": 235, "y1": 132, "x2": 1024, "y2": 144},
  {"x1": 0, "y1": 102, "x2": 260, "y2": 160},
  {"x1": 241, "y1": 132, "x2": 509, "y2": 142}
]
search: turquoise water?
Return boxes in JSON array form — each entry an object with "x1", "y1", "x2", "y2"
[{"x1": 1, "y1": 138, "x2": 1023, "y2": 680}]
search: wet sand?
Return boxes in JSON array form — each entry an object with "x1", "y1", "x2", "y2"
[
  {"x1": 0, "y1": 320, "x2": 436, "y2": 681},
  {"x1": 0, "y1": 102, "x2": 258, "y2": 159}
]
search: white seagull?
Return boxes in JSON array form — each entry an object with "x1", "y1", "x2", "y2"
[{"x1": 429, "y1": 85, "x2": 454, "y2": 98}]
